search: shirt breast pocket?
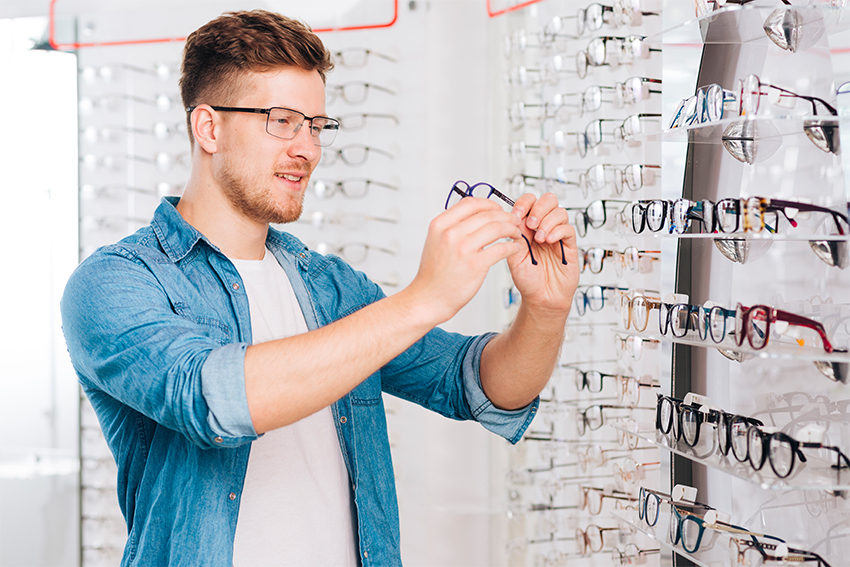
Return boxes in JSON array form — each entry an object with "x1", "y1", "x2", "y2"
[{"x1": 350, "y1": 373, "x2": 382, "y2": 406}]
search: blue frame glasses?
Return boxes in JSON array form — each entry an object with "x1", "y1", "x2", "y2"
[{"x1": 446, "y1": 180, "x2": 568, "y2": 266}]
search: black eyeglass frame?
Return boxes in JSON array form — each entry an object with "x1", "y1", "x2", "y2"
[{"x1": 187, "y1": 105, "x2": 340, "y2": 147}]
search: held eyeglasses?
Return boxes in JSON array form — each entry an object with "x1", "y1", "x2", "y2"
[
  {"x1": 446, "y1": 181, "x2": 567, "y2": 266},
  {"x1": 187, "y1": 105, "x2": 339, "y2": 147}
]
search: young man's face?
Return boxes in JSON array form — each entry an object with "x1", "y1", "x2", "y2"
[{"x1": 212, "y1": 66, "x2": 326, "y2": 225}]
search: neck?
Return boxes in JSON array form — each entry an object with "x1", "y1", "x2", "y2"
[{"x1": 176, "y1": 159, "x2": 269, "y2": 261}]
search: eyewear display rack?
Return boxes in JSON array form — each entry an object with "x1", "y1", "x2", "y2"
[{"x1": 489, "y1": 0, "x2": 850, "y2": 566}]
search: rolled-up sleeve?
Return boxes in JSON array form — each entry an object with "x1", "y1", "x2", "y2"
[
  {"x1": 201, "y1": 342, "x2": 258, "y2": 443},
  {"x1": 461, "y1": 333, "x2": 539, "y2": 444}
]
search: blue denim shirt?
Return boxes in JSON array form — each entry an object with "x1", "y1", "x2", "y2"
[{"x1": 60, "y1": 197, "x2": 538, "y2": 566}]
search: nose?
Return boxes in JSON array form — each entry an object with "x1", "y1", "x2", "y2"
[{"x1": 287, "y1": 119, "x2": 320, "y2": 163}]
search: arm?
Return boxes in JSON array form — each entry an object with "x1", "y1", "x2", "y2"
[{"x1": 480, "y1": 192, "x2": 580, "y2": 410}]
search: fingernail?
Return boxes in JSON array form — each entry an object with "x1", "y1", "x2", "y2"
[
  {"x1": 511, "y1": 207, "x2": 523, "y2": 221},
  {"x1": 527, "y1": 215, "x2": 539, "y2": 228},
  {"x1": 535, "y1": 230, "x2": 546, "y2": 242}
]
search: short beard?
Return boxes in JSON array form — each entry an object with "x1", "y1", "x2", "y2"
[{"x1": 219, "y1": 164, "x2": 307, "y2": 225}]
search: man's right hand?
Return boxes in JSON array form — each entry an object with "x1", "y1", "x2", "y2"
[{"x1": 406, "y1": 197, "x2": 525, "y2": 326}]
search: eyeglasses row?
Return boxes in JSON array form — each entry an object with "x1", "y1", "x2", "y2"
[
  {"x1": 506, "y1": 75, "x2": 660, "y2": 118},
  {"x1": 504, "y1": 35, "x2": 660, "y2": 86},
  {"x1": 670, "y1": 74, "x2": 839, "y2": 154},
  {"x1": 638, "y1": 485, "x2": 833, "y2": 565},
  {"x1": 79, "y1": 49, "x2": 394, "y2": 86},
  {"x1": 504, "y1": 0, "x2": 660, "y2": 58},
  {"x1": 657, "y1": 392, "x2": 850, "y2": 478},
  {"x1": 617, "y1": 291, "x2": 845, "y2": 354},
  {"x1": 508, "y1": 114, "x2": 660, "y2": 161},
  {"x1": 508, "y1": 162, "x2": 659, "y2": 199},
  {"x1": 510, "y1": 444, "x2": 658, "y2": 485}
]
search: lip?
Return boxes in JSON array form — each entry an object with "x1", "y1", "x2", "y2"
[{"x1": 274, "y1": 171, "x2": 309, "y2": 190}]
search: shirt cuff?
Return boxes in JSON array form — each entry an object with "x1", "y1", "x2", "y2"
[
  {"x1": 462, "y1": 333, "x2": 540, "y2": 445},
  {"x1": 201, "y1": 342, "x2": 258, "y2": 444}
]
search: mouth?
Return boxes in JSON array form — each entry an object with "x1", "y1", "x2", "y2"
[{"x1": 275, "y1": 173, "x2": 304, "y2": 182}]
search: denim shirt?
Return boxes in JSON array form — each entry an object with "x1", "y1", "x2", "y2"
[{"x1": 60, "y1": 197, "x2": 538, "y2": 566}]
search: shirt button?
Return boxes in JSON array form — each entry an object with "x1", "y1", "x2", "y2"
[
  {"x1": 339, "y1": 416, "x2": 347, "y2": 424},
  {"x1": 229, "y1": 492, "x2": 236, "y2": 501},
  {"x1": 364, "y1": 551, "x2": 368, "y2": 558},
  {"x1": 299, "y1": 252, "x2": 306, "y2": 259},
  {"x1": 214, "y1": 436, "x2": 223, "y2": 443},
  {"x1": 231, "y1": 283, "x2": 240, "y2": 291}
]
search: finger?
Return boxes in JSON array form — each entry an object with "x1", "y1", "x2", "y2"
[
  {"x1": 511, "y1": 193, "x2": 538, "y2": 223},
  {"x1": 480, "y1": 240, "x2": 526, "y2": 267},
  {"x1": 524, "y1": 192, "x2": 561, "y2": 231},
  {"x1": 446, "y1": 208, "x2": 522, "y2": 243},
  {"x1": 531, "y1": 206, "x2": 571, "y2": 243},
  {"x1": 459, "y1": 219, "x2": 525, "y2": 257}
]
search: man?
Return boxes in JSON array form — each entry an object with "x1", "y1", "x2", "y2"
[{"x1": 60, "y1": 10, "x2": 578, "y2": 567}]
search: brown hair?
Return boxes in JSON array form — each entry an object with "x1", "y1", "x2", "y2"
[{"x1": 179, "y1": 10, "x2": 334, "y2": 145}]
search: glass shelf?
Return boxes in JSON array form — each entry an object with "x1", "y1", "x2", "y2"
[
  {"x1": 609, "y1": 422, "x2": 850, "y2": 491},
  {"x1": 611, "y1": 507, "x2": 729, "y2": 567},
  {"x1": 614, "y1": 328, "x2": 850, "y2": 366},
  {"x1": 659, "y1": 115, "x2": 839, "y2": 146},
  {"x1": 624, "y1": 230, "x2": 850, "y2": 243},
  {"x1": 654, "y1": 4, "x2": 850, "y2": 46}
]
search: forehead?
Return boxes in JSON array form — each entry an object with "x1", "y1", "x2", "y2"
[{"x1": 236, "y1": 66, "x2": 326, "y2": 115}]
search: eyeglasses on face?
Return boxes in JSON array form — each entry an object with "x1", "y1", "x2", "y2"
[
  {"x1": 187, "y1": 106, "x2": 339, "y2": 147},
  {"x1": 311, "y1": 178, "x2": 398, "y2": 200},
  {"x1": 326, "y1": 81, "x2": 396, "y2": 105},
  {"x1": 321, "y1": 144, "x2": 395, "y2": 166},
  {"x1": 331, "y1": 47, "x2": 396, "y2": 68},
  {"x1": 445, "y1": 180, "x2": 568, "y2": 266}
]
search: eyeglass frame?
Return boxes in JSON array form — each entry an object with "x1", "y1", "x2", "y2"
[
  {"x1": 187, "y1": 105, "x2": 340, "y2": 147},
  {"x1": 638, "y1": 486, "x2": 713, "y2": 527},
  {"x1": 446, "y1": 180, "x2": 568, "y2": 266},
  {"x1": 670, "y1": 505, "x2": 785, "y2": 554},
  {"x1": 735, "y1": 302, "x2": 839, "y2": 354}
]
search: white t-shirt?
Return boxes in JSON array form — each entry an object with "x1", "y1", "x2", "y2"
[{"x1": 230, "y1": 248, "x2": 358, "y2": 567}]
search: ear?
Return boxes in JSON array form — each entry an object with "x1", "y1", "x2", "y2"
[{"x1": 190, "y1": 104, "x2": 219, "y2": 154}]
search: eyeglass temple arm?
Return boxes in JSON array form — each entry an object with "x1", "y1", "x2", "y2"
[
  {"x1": 774, "y1": 309, "x2": 834, "y2": 352},
  {"x1": 769, "y1": 199, "x2": 849, "y2": 235}
]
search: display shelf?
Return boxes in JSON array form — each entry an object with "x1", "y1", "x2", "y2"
[
  {"x1": 611, "y1": 507, "x2": 725, "y2": 567},
  {"x1": 623, "y1": 230, "x2": 850, "y2": 243},
  {"x1": 654, "y1": 4, "x2": 850, "y2": 46},
  {"x1": 657, "y1": 115, "x2": 840, "y2": 147},
  {"x1": 613, "y1": 328, "x2": 850, "y2": 366},
  {"x1": 608, "y1": 422, "x2": 850, "y2": 491}
]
